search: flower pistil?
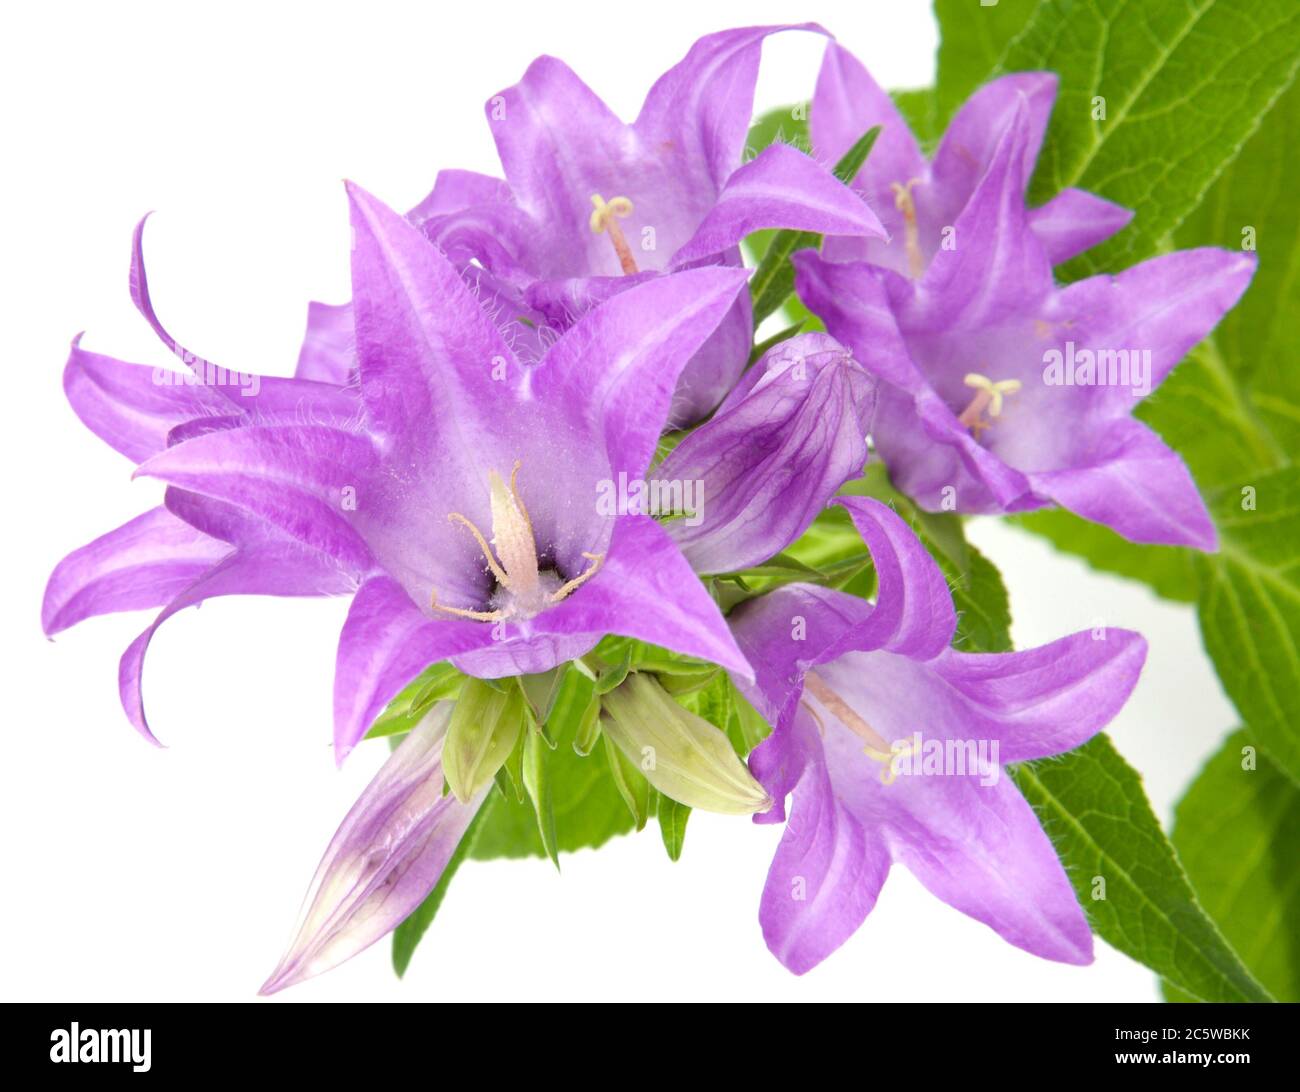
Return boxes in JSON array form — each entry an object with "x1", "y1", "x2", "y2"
[
  {"x1": 589, "y1": 193, "x2": 639, "y2": 274},
  {"x1": 432, "y1": 461, "x2": 604, "y2": 621}
]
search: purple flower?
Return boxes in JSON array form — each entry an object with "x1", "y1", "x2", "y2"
[
  {"x1": 796, "y1": 43, "x2": 1256, "y2": 548},
  {"x1": 47, "y1": 184, "x2": 760, "y2": 760},
  {"x1": 728, "y1": 496, "x2": 1147, "y2": 974},
  {"x1": 415, "y1": 26, "x2": 886, "y2": 424},
  {"x1": 656, "y1": 332, "x2": 876, "y2": 574},
  {"x1": 260, "y1": 703, "x2": 483, "y2": 995}
]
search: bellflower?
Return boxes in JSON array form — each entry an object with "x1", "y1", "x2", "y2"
[
  {"x1": 656, "y1": 331, "x2": 876, "y2": 574},
  {"x1": 414, "y1": 26, "x2": 887, "y2": 424},
  {"x1": 260, "y1": 704, "x2": 483, "y2": 995},
  {"x1": 728, "y1": 496, "x2": 1147, "y2": 974},
  {"x1": 797, "y1": 42, "x2": 1256, "y2": 548},
  {"x1": 47, "y1": 183, "x2": 758, "y2": 760}
]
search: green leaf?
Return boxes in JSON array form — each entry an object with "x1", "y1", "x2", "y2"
[
  {"x1": 1010, "y1": 734, "x2": 1273, "y2": 1002},
  {"x1": 749, "y1": 127, "x2": 880, "y2": 326},
  {"x1": 995, "y1": 0, "x2": 1300, "y2": 280},
  {"x1": 1012, "y1": 509, "x2": 1199, "y2": 603},
  {"x1": 392, "y1": 803, "x2": 487, "y2": 977},
  {"x1": 1196, "y1": 469, "x2": 1300, "y2": 784},
  {"x1": 933, "y1": 0, "x2": 1036, "y2": 129},
  {"x1": 657, "y1": 792, "x2": 691, "y2": 862},
  {"x1": 1163, "y1": 730, "x2": 1300, "y2": 1002}
]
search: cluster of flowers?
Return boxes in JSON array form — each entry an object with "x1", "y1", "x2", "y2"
[{"x1": 44, "y1": 25, "x2": 1251, "y2": 992}]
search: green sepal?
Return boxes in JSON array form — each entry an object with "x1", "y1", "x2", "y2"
[
  {"x1": 443, "y1": 678, "x2": 526, "y2": 804},
  {"x1": 522, "y1": 726, "x2": 559, "y2": 869},
  {"x1": 601, "y1": 731, "x2": 651, "y2": 831},
  {"x1": 656, "y1": 791, "x2": 691, "y2": 862}
]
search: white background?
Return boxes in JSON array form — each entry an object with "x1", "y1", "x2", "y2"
[{"x1": 0, "y1": 0, "x2": 1237, "y2": 1001}]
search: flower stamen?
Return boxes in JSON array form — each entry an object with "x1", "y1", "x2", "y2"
[
  {"x1": 958, "y1": 372, "x2": 1022, "y2": 437},
  {"x1": 890, "y1": 178, "x2": 926, "y2": 279},
  {"x1": 431, "y1": 460, "x2": 605, "y2": 621},
  {"x1": 590, "y1": 193, "x2": 639, "y2": 275},
  {"x1": 549, "y1": 551, "x2": 605, "y2": 602},
  {"x1": 804, "y1": 671, "x2": 888, "y2": 752}
]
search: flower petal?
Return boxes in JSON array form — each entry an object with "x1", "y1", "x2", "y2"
[
  {"x1": 119, "y1": 541, "x2": 350, "y2": 744},
  {"x1": 294, "y1": 301, "x2": 355, "y2": 385},
  {"x1": 659, "y1": 333, "x2": 875, "y2": 573},
  {"x1": 1029, "y1": 187, "x2": 1133, "y2": 265},
  {"x1": 333, "y1": 576, "x2": 499, "y2": 764},
  {"x1": 533, "y1": 264, "x2": 749, "y2": 480},
  {"x1": 62, "y1": 336, "x2": 228, "y2": 463},
  {"x1": 260, "y1": 705, "x2": 485, "y2": 995},
  {"x1": 752, "y1": 707, "x2": 891, "y2": 974},
  {"x1": 43, "y1": 506, "x2": 230, "y2": 636},
  {"x1": 669, "y1": 143, "x2": 884, "y2": 267},
  {"x1": 887, "y1": 774, "x2": 1093, "y2": 965},
  {"x1": 933, "y1": 629, "x2": 1147, "y2": 762}
]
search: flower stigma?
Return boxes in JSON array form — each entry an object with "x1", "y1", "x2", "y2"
[
  {"x1": 589, "y1": 193, "x2": 639, "y2": 275},
  {"x1": 957, "y1": 372, "x2": 1022, "y2": 438},
  {"x1": 431, "y1": 460, "x2": 604, "y2": 622}
]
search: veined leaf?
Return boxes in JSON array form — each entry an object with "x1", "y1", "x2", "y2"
[
  {"x1": 1164, "y1": 730, "x2": 1300, "y2": 1002},
  {"x1": 1011, "y1": 734, "x2": 1273, "y2": 1002},
  {"x1": 996, "y1": 0, "x2": 1300, "y2": 280},
  {"x1": 1196, "y1": 469, "x2": 1300, "y2": 784},
  {"x1": 934, "y1": 0, "x2": 1036, "y2": 128}
]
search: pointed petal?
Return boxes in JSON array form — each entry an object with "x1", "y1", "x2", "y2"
[
  {"x1": 730, "y1": 500, "x2": 955, "y2": 724},
  {"x1": 333, "y1": 576, "x2": 498, "y2": 764},
  {"x1": 294, "y1": 301, "x2": 355, "y2": 384},
  {"x1": 752, "y1": 709, "x2": 891, "y2": 974},
  {"x1": 670, "y1": 143, "x2": 884, "y2": 267},
  {"x1": 659, "y1": 333, "x2": 875, "y2": 573},
  {"x1": 1029, "y1": 188, "x2": 1133, "y2": 265},
  {"x1": 811, "y1": 40, "x2": 926, "y2": 238},
  {"x1": 636, "y1": 24, "x2": 825, "y2": 192},
  {"x1": 119, "y1": 542, "x2": 350, "y2": 744},
  {"x1": 833, "y1": 496, "x2": 957, "y2": 659},
  {"x1": 43, "y1": 506, "x2": 229, "y2": 635},
  {"x1": 916, "y1": 96, "x2": 1054, "y2": 329},
  {"x1": 934, "y1": 630, "x2": 1147, "y2": 762},
  {"x1": 931, "y1": 73, "x2": 1058, "y2": 208},
  {"x1": 346, "y1": 181, "x2": 522, "y2": 458},
  {"x1": 134, "y1": 423, "x2": 378, "y2": 573},
  {"x1": 62, "y1": 336, "x2": 228, "y2": 462},
  {"x1": 534, "y1": 264, "x2": 749, "y2": 478},
  {"x1": 260, "y1": 706, "x2": 485, "y2": 994},
  {"x1": 792, "y1": 249, "x2": 1035, "y2": 511},
  {"x1": 525, "y1": 515, "x2": 752, "y2": 678},
  {"x1": 1029, "y1": 420, "x2": 1219, "y2": 548},
  {"x1": 889, "y1": 774, "x2": 1093, "y2": 964}
]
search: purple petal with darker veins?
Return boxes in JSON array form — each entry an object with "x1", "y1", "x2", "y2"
[
  {"x1": 659, "y1": 333, "x2": 875, "y2": 573},
  {"x1": 260, "y1": 705, "x2": 484, "y2": 994},
  {"x1": 531, "y1": 264, "x2": 749, "y2": 480},
  {"x1": 134, "y1": 423, "x2": 379, "y2": 575},
  {"x1": 933, "y1": 629, "x2": 1147, "y2": 762}
]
